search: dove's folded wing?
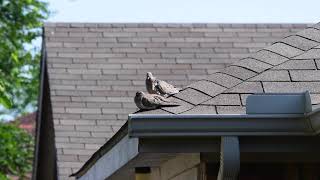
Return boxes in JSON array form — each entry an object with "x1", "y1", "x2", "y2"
[
  {"x1": 153, "y1": 95, "x2": 179, "y2": 106},
  {"x1": 141, "y1": 96, "x2": 156, "y2": 109}
]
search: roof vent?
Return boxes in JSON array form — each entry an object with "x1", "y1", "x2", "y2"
[{"x1": 246, "y1": 91, "x2": 312, "y2": 114}]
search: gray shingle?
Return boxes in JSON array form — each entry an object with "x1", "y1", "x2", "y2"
[
  {"x1": 317, "y1": 60, "x2": 320, "y2": 69},
  {"x1": 174, "y1": 88, "x2": 211, "y2": 105},
  {"x1": 221, "y1": 66, "x2": 257, "y2": 80},
  {"x1": 273, "y1": 60, "x2": 316, "y2": 70},
  {"x1": 312, "y1": 23, "x2": 320, "y2": 30},
  {"x1": 188, "y1": 80, "x2": 226, "y2": 97},
  {"x1": 263, "y1": 82, "x2": 320, "y2": 93},
  {"x1": 290, "y1": 70, "x2": 320, "y2": 81},
  {"x1": 202, "y1": 94, "x2": 241, "y2": 105},
  {"x1": 264, "y1": 43, "x2": 304, "y2": 58},
  {"x1": 205, "y1": 73, "x2": 242, "y2": 88},
  {"x1": 226, "y1": 82, "x2": 264, "y2": 93},
  {"x1": 280, "y1": 35, "x2": 319, "y2": 51},
  {"x1": 181, "y1": 105, "x2": 217, "y2": 114},
  {"x1": 233, "y1": 58, "x2": 272, "y2": 73},
  {"x1": 161, "y1": 97, "x2": 194, "y2": 114},
  {"x1": 240, "y1": 94, "x2": 252, "y2": 106},
  {"x1": 248, "y1": 70, "x2": 290, "y2": 81},
  {"x1": 294, "y1": 49, "x2": 320, "y2": 59},
  {"x1": 311, "y1": 94, "x2": 320, "y2": 105},
  {"x1": 250, "y1": 50, "x2": 289, "y2": 66},
  {"x1": 297, "y1": 28, "x2": 320, "y2": 42}
]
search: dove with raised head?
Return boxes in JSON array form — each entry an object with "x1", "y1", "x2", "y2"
[
  {"x1": 134, "y1": 91, "x2": 179, "y2": 110},
  {"x1": 146, "y1": 72, "x2": 158, "y2": 94},
  {"x1": 145, "y1": 72, "x2": 181, "y2": 96}
]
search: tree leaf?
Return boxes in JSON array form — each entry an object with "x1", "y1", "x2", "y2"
[{"x1": 0, "y1": 95, "x2": 12, "y2": 109}]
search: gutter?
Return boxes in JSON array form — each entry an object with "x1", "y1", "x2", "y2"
[
  {"x1": 128, "y1": 113, "x2": 314, "y2": 137},
  {"x1": 72, "y1": 92, "x2": 320, "y2": 179}
]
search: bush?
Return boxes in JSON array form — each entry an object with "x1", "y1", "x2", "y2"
[{"x1": 0, "y1": 123, "x2": 34, "y2": 179}]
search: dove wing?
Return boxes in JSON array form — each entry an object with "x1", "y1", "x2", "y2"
[
  {"x1": 156, "y1": 80, "x2": 179, "y2": 95},
  {"x1": 152, "y1": 94, "x2": 179, "y2": 106},
  {"x1": 141, "y1": 95, "x2": 157, "y2": 109}
]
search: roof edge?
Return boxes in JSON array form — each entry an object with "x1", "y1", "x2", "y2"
[
  {"x1": 32, "y1": 28, "x2": 46, "y2": 180},
  {"x1": 43, "y1": 22, "x2": 311, "y2": 28},
  {"x1": 128, "y1": 113, "x2": 314, "y2": 137},
  {"x1": 72, "y1": 108, "x2": 320, "y2": 178}
]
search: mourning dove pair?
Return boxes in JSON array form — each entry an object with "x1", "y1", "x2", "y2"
[
  {"x1": 134, "y1": 72, "x2": 181, "y2": 110},
  {"x1": 145, "y1": 72, "x2": 181, "y2": 96}
]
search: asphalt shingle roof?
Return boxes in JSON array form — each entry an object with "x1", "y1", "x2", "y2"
[
  {"x1": 44, "y1": 23, "x2": 309, "y2": 179},
  {"x1": 142, "y1": 24, "x2": 320, "y2": 116}
]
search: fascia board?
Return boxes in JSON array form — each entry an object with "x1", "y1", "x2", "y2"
[{"x1": 128, "y1": 114, "x2": 313, "y2": 137}]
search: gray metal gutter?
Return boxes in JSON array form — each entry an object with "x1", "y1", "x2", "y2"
[
  {"x1": 73, "y1": 109, "x2": 320, "y2": 179},
  {"x1": 128, "y1": 113, "x2": 315, "y2": 137}
]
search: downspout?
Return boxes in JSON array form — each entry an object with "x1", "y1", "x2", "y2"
[{"x1": 218, "y1": 136, "x2": 240, "y2": 180}]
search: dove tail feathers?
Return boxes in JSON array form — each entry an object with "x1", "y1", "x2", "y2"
[{"x1": 161, "y1": 104, "x2": 180, "y2": 107}]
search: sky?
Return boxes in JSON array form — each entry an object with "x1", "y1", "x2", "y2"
[{"x1": 47, "y1": 0, "x2": 320, "y2": 23}]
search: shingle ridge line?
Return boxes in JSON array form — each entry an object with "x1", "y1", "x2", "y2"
[
  {"x1": 201, "y1": 104, "x2": 243, "y2": 107},
  {"x1": 186, "y1": 87, "x2": 217, "y2": 98},
  {"x1": 239, "y1": 56, "x2": 275, "y2": 67},
  {"x1": 260, "y1": 49, "x2": 293, "y2": 59},
  {"x1": 272, "y1": 41, "x2": 308, "y2": 52},
  {"x1": 291, "y1": 34, "x2": 320, "y2": 44},
  {"x1": 194, "y1": 104, "x2": 216, "y2": 106},
  {"x1": 171, "y1": 95, "x2": 197, "y2": 105},
  {"x1": 228, "y1": 64, "x2": 260, "y2": 74},
  {"x1": 177, "y1": 106, "x2": 201, "y2": 114},
  {"x1": 200, "y1": 79, "x2": 229, "y2": 89},
  {"x1": 183, "y1": 85, "x2": 232, "y2": 106},
  {"x1": 215, "y1": 72, "x2": 244, "y2": 81},
  {"x1": 247, "y1": 57, "x2": 275, "y2": 66},
  {"x1": 180, "y1": 78, "x2": 229, "y2": 90},
  {"x1": 159, "y1": 108, "x2": 175, "y2": 114},
  {"x1": 270, "y1": 41, "x2": 307, "y2": 53},
  {"x1": 289, "y1": 46, "x2": 312, "y2": 59}
]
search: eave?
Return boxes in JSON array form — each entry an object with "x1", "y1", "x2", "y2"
[{"x1": 72, "y1": 109, "x2": 320, "y2": 179}]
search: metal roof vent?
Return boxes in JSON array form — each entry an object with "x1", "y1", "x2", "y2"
[{"x1": 246, "y1": 91, "x2": 312, "y2": 114}]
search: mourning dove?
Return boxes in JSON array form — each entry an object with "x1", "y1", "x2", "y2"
[
  {"x1": 134, "y1": 91, "x2": 179, "y2": 110},
  {"x1": 145, "y1": 72, "x2": 181, "y2": 96},
  {"x1": 146, "y1": 72, "x2": 158, "y2": 94},
  {"x1": 154, "y1": 79, "x2": 181, "y2": 96}
]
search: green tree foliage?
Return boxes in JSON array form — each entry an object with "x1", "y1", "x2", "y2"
[
  {"x1": 0, "y1": 123, "x2": 34, "y2": 179},
  {"x1": 0, "y1": 0, "x2": 49, "y2": 117}
]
